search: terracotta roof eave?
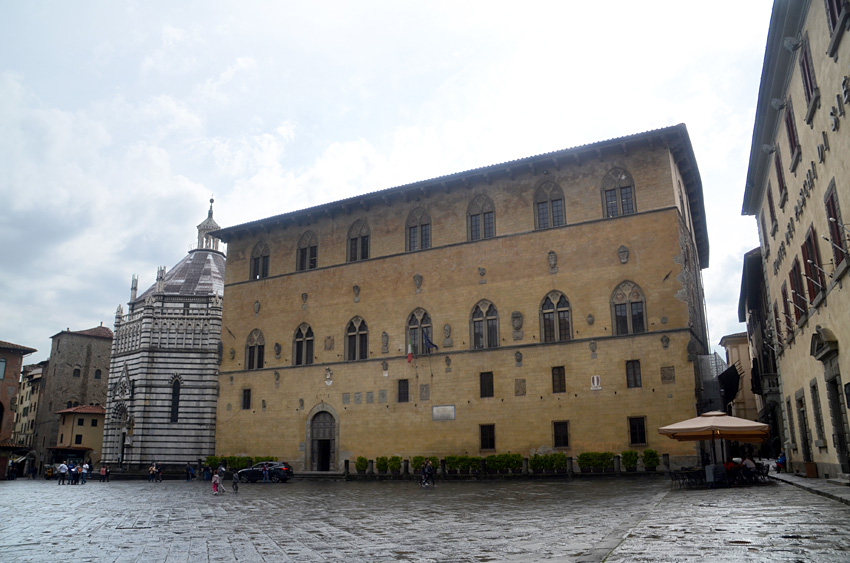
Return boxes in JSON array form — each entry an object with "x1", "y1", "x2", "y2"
[
  {"x1": 0, "y1": 341, "x2": 37, "y2": 354},
  {"x1": 212, "y1": 124, "x2": 709, "y2": 266}
]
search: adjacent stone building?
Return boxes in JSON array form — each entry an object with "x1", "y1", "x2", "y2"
[
  {"x1": 0, "y1": 340, "x2": 37, "y2": 473},
  {"x1": 742, "y1": 0, "x2": 850, "y2": 478},
  {"x1": 212, "y1": 124, "x2": 712, "y2": 471},
  {"x1": 102, "y1": 202, "x2": 225, "y2": 471},
  {"x1": 50, "y1": 405, "x2": 106, "y2": 468}
]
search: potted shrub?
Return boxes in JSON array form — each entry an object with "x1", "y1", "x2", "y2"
[
  {"x1": 505, "y1": 453, "x2": 523, "y2": 473},
  {"x1": 388, "y1": 456, "x2": 402, "y2": 474},
  {"x1": 621, "y1": 450, "x2": 639, "y2": 472},
  {"x1": 466, "y1": 456, "x2": 483, "y2": 474},
  {"x1": 577, "y1": 452, "x2": 597, "y2": 473},
  {"x1": 445, "y1": 455, "x2": 461, "y2": 474},
  {"x1": 375, "y1": 456, "x2": 389, "y2": 474},
  {"x1": 355, "y1": 456, "x2": 368, "y2": 474},
  {"x1": 529, "y1": 454, "x2": 547, "y2": 474},
  {"x1": 411, "y1": 456, "x2": 426, "y2": 473},
  {"x1": 486, "y1": 454, "x2": 505, "y2": 473},
  {"x1": 551, "y1": 452, "x2": 568, "y2": 472},
  {"x1": 599, "y1": 451, "x2": 615, "y2": 472},
  {"x1": 642, "y1": 449, "x2": 660, "y2": 472}
]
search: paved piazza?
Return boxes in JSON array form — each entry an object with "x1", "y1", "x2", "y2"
[{"x1": 3, "y1": 477, "x2": 850, "y2": 562}]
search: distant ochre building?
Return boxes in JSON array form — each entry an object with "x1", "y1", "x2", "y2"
[
  {"x1": 212, "y1": 124, "x2": 712, "y2": 471},
  {"x1": 741, "y1": 0, "x2": 850, "y2": 478},
  {"x1": 102, "y1": 202, "x2": 225, "y2": 470}
]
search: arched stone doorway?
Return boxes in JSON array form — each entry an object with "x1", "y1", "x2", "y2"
[{"x1": 306, "y1": 404, "x2": 338, "y2": 471}]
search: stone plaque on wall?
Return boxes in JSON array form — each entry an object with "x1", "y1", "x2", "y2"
[
  {"x1": 354, "y1": 392, "x2": 362, "y2": 404},
  {"x1": 379, "y1": 390, "x2": 387, "y2": 403},
  {"x1": 661, "y1": 366, "x2": 675, "y2": 383},
  {"x1": 420, "y1": 384, "x2": 430, "y2": 401},
  {"x1": 342, "y1": 393, "x2": 350, "y2": 404},
  {"x1": 515, "y1": 379, "x2": 526, "y2": 396},
  {"x1": 432, "y1": 405, "x2": 456, "y2": 421},
  {"x1": 366, "y1": 391, "x2": 374, "y2": 403}
]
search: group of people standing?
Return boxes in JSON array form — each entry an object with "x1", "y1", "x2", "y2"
[
  {"x1": 56, "y1": 460, "x2": 109, "y2": 484},
  {"x1": 212, "y1": 462, "x2": 239, "y2": 495}
]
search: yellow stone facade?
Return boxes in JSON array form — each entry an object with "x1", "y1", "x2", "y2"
[
  {"x1": 214, "y1": 124, "x2": 710, "y2": 471},
  {"x1": 742, "y1": 1, "x2": 850, "y2": 478}
]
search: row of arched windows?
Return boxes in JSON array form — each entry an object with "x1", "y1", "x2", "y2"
[
  {"x1": 249, "y1": 169, "x2": 637, "y2": 280},
  {"x1": 243, "y1": 282, "x2": 647, "y2": 368}
]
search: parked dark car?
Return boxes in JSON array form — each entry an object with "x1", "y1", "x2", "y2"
[{"x1": 237, "y1": 462, "x2": 294, "y2": 483}]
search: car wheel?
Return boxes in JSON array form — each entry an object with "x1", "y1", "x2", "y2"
[
  {"x1": 271, "y1": 474, "x2": 281, "y2": 483},
  {"x1": 239, "y1": 475, "x2": 249, "y2": 483}
]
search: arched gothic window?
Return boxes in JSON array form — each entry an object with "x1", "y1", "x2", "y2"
[
  {"x1": 246, "y1": 329, "x2": 265, "y2": 370},
  {"x1": 407, "y1": 308, "x2": 433, "y2": 356},
  {"x1": 346, "y1": 317, "x2": 369, "y2": 361},
  {"x1": 294, "y1": 324, "x2": 314, "y2": 366},
  {"x1": 250, "y1": 241, "x2": 270, "y2": 280},
  {"x1": 534, "y1": 182, "x2": 566, "y2": 229},
  {"x1": 467, "y1": 195, "x2": 495, "y2": 241},
  {"x1": 471, "y1": 300, "x2": 499, "y2": 350},
  {"x1": 540, "y1": 291, "x2": 572, "y2": 343},
  {"x1": 406, "y1": 208, "x2": 431, "y2": 252},
  {"x1": 611, "y1": 281, "x2": 646, "y2": 335},
  {"x1": 170, "y1": 380, "x2": 180, "y2": 423},
  {"x1": 347, "y1": 219, "x2": 370, "y2": 262},
  {"x1": 602, "y1": 167, "x2": 636, "y2": 218},
  {"x1": 297, "y1": 231, "x2": 318, "y2": 271}
]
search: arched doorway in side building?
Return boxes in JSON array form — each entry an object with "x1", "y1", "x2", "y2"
[{"x1": 306, "y1": 404, "x2": 338, "y2": 471}]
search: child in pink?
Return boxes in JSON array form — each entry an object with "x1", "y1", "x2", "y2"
[{"x1": 212, "y1": 470, "x2": 220, "y2": 495}]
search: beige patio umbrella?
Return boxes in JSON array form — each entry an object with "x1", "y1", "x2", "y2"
[{"x1": 658, "y1": 411, "x2": 769, "y2": 442}]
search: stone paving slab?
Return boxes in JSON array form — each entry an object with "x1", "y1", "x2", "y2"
[{"x1": 3, "y1": 476, "x2": 850, "y2": 561}]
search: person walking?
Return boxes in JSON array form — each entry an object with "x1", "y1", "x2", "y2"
[
  {"x1": 231, "y1": 470, "x2": 239, "y2": 493},
  {"x1": 148, "y1": 463, "x2": 157, "y2": 483},
  {"x1": 104, "y1": 464, "x2": 110, "y2": 482},
  {"x1": 217, "y1": 462, "x2": 227, "y2": 493},
  {"x1": 81, "y1": 462, "x2": 89, "y2": 484},
  {"x1": 100, "y1": 465, "x2": 107, "y2": 482},
  {"x1": 185, "y1": 462, "x2": 192, "y2": 482},
  {"x1": 262, "y1": 463, "x2": 270, "y2": 484},
  {"x1": 57, "y1": 462, "x2": 68, "y2": 485},
  {"x1": 212, "y1": 470, "x2": 220, "y2": 495}
]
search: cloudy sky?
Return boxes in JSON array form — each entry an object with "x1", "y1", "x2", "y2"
[{"x1": 1, "y1": 1, "x2": 772, "y2": 364}]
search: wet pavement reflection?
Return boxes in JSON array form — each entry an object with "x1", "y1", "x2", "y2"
[{"x1": 3, "y1": 476, "x2": 850, "y2": 561}]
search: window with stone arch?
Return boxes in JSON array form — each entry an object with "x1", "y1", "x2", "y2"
[
  {"x1": 245, "y1": 329, "x2": 265, "y2": 370},
  {"x1": 296, "y1": 231, "x2": 318, "y2": 271},
  {"x1": 347, "y1": 219, "x2": 370, "y2": 262},
  {"x1": 471, "y1": 300, "x2": 499, "y2": 350},
  {"x1": 250, "y1": 241, "x2": 270, "y2": 280},
  {"x1": 406, "y1": 208, "x2": 431, "y2": 252},
  {"x1": 467, "y1": 194, "x2": 495, "y2": 241},
  {"x1": 345, "y1": 316, "x2": 369, "y2": 361},
  {"x1": 540, "y1": 291, "x2": 572, "y2": 343},
  {"x1": 293, "y1": 323, "x2": 314, "y2": 366},
  {"x1": 407, "y1": 308, "x2": 433, "y2": 356},
  {"x1": 602, "y1": 167, "x2": 636, "y2": 218},
  {"x1": 611, "y1": 281, "x2": 647, "y2": 335},
  {"x1": 534, "y1": 182, "x2": 566, "y2": 230}
]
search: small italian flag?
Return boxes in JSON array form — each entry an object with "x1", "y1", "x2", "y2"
[{"x1": 407, "y1": 336, "x2": 413, "y2": 363}]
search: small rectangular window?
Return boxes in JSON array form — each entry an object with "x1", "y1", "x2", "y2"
[
  {"x1": 630, "y1": 302, "x2": 645, "y2": 334},
  {"x1": 626, "y1": 360, "x2": 642, "y2": 388},
  {"x1": 91, "y1": 419, "x2": 98, "y2": 427},
  {"x1": 398, "y1": 379, "x2": 409, "y2": 403},
  {"x1": 628, "y1": 417, "x2": 647, "y2": 445},
  {"x1": 483, "y1": 211, "x2": 494, "y2": 238},
  {"x1": 614, "y1": 303, "x2": 629, "y2": 335},
  {"x1": 470, "y1": 214, "x2": 481, "y2": 241},
  {"x1": 552, "y1": 367, "x2": 566, "y2": 394},
  {"x1": 242, "y1": 389, "x2": 252, "y2": 410},
  {"x1": 421, "y1": 224, "x2": 431, "y2": 249},
  {"x1": 94, "y1": 369, "x2": 102, "y2": 379},
  {"x1": 77, "y1": 418, "x2": 84, "y2": 426},
  {"x1": 620, "y1": 186, "x2": 635, "y2": 215},
  {"x1": 480, "y1": 372, "x2": 494, "y2": 398},
  {"x1": 73, "y1": 368, "x2": 81, "y2": 378},
  {"x1": 605, "y1": 189, "x2": 618, "y2": 218},
  {"x1": 349, "y1": 238, "x2": 358, "y2": 262},
  {"x1": 360, "y1": 235, "x2": 369, "y2": 260},
  {"x1": 75, "y1": 435, "x2": 83, "y2": 445},
  {"x1": 537, "y1": 201, "x2": 549, "y2": 229},
  {"x1": 551, "y1": 199, "x2": 564, "y2": 227},
  {"x1": 409, "y1": 226, "x2": 419, "y2": 251},
  {"x1": 309, "y1": 245, "x2": 317, "y2": 269},
  {"x1": 553, "y1": 421, "x2": 569, "y2": 448},
  {"x1": 480, "y1": 424, "x2": 495, "y2": 450}
]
